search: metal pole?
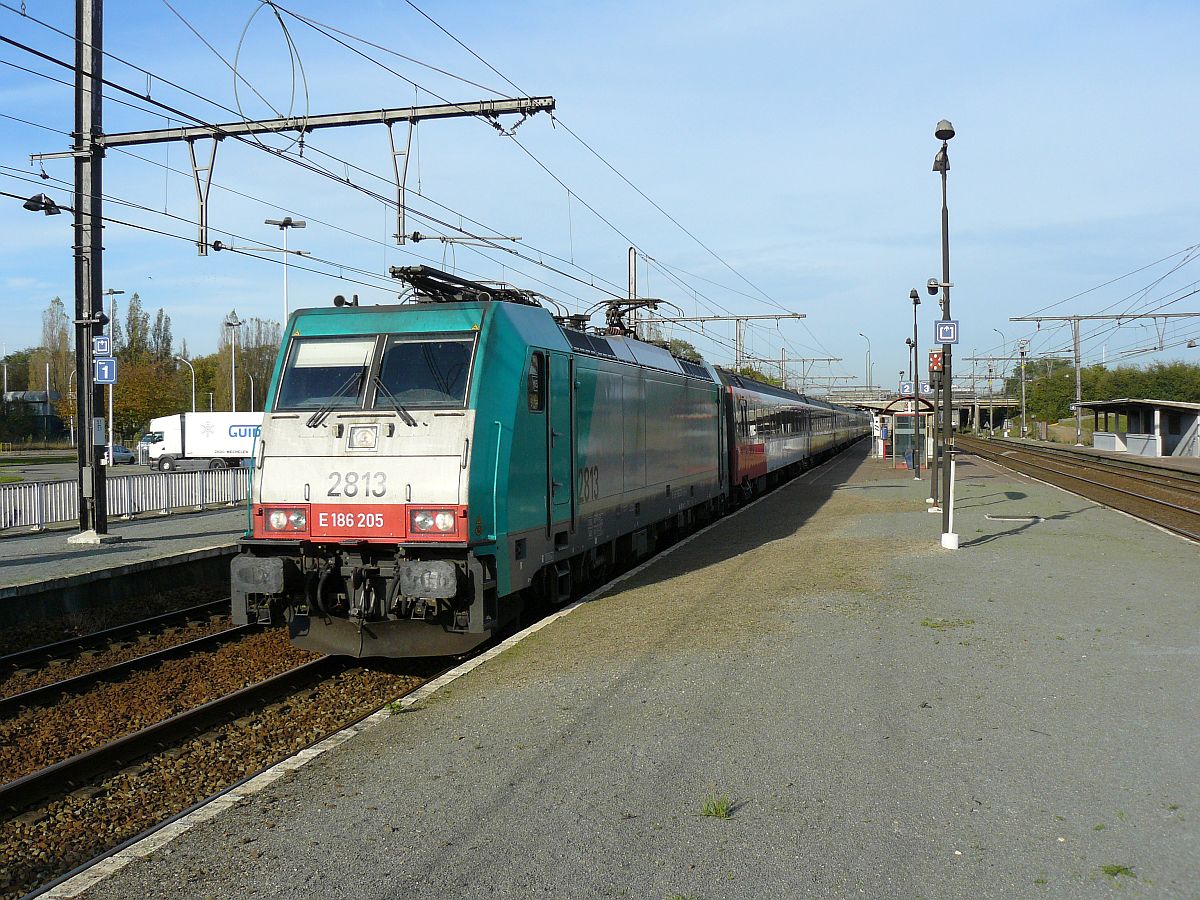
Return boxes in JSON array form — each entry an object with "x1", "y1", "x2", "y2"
[
  {"x1": 230, "y1": 323, "x2": 237, "y2": 412},
  {"x1": 107, "y1": 290, "x2": 114, "y2": 466},
  {"x1": 988, "y1": 363, "x2": 995, "y2": 437},
  {"x1": 72, "y1": 0, "x2": 108, "y2": 537},
  {"x1": 1019, "y1": 341, "x2": 1028, "y2": 437},
  {"x1": 176, "y1": 356, "x2": 195, "y2": 412},
  {"x1": 281, "y1": 225, "x2": 289, "y2": 321},
  {"x1": 248, "y1": 373, "x2": 255, "y2": 412},
  {"x1": 1073, "y1": 318, "x2": 1083, "y2": 445},
  {"x1": 912, "y1": 292, "x2": 920, "y2": 479},
  {"x1": 934, "y1": 120, "x2": 956, "y2": 546}
]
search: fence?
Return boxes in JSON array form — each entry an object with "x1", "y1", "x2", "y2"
[{"x1": 0, "y1": 467, "x2": 251, "y2": 532}]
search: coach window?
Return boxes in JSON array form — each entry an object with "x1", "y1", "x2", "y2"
[{"x1": 528, "y1": 352, "x2": 545, "y2": 411}]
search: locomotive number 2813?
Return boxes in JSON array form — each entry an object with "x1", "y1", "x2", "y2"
[
  {"x1": 327, "y1": 471, "x2": 387, "y2": 497},
  {"x1": 578, "y1": 465, "x2": 600, "y2": 502}
]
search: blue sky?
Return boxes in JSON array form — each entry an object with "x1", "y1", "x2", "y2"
[{"x1": 2, "y1": 0, "x2": 1199, "y2": 391}]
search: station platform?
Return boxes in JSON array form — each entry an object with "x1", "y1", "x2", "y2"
[
  {"x1": 0, "y1": 508, "x2": 246, "y2": 625},
  {"x1": 64, "y1": 443, "x2": 1200, "y2": 899}
]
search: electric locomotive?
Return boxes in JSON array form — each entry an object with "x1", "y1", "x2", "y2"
[
  {"x1": 231, "y1": 266, "x2": 868, "y2": 658},
  {"x1": 232, "y1": 267, "x2": 732, "y2": 657}
]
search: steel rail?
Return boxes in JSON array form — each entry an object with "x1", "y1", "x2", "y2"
[
  {"x1": 0, "y1": 655, "x2": 345, "y2": 814},
  {"x1": 24, "y1": 659, "x2": 449, "y2": 900},
  {"x1": 959, "y1": 437, "x2": 1200, "y2": 541},
  {"x1": 0, "y1": 624, "x2": 259, "y2": 716},
  {"x1": 0, "y1": 600, "x2": 230, "y2": 672},
  {"x1": 981, "y1": 437, "x2": 1200, "y2": 493}
]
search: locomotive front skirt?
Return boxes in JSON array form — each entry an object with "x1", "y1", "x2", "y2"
[{"x1": 231, "y1": 272, "x2": 869, "y2": 657}]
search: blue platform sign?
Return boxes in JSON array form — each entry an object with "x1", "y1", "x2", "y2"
[
  {"x1": 94, "y1": 357, "x2": 117, "y2": 384},
  {"x1": 934, "y1": 320, "x2": 959, "y2": 344},
  {"x1": 92, "y1": 335, "x2": 111, "y2": 357},
  {"x1": 920, "y1": 380, "x2": 933, "y2": 395},
  {"x1": 899, "y1": 380, "x2": 915, "y2": 395}
]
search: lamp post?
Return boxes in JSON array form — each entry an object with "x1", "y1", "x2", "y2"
[
  {"x1": 932, "y1": 118, "x2": 957, "y2": 548},
  {"x1": 175, "y1": 356, "x2": 196, "y2": 412},
  {"x1": 265, "y1": 217, "x2": 306, "y2": 321},
  {"x1": 248, "y1": 373, "x2": 256, "y2": 412},
  {"x1": 909, "y1": 288, "x2": 921, "y2": 479},
  {"x1": 1018, "y1": 339, "x2": 1029, "y2": 437},
  {"x1": 857, "y1": 332, "x2": 871, "y2": 396},
  {"x1": 992, "y1": 327, "x2": 1006, "y2": 435},
  {"x1": 224, "y1": 312, "x2": 243, "y2": 412}
]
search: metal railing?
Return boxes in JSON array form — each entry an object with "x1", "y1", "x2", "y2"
[{"x1": 0, "y1": 467, "x2": 251, "y2": 532}]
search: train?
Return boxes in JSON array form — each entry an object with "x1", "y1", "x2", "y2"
[{"x1": 230, "y1": 266, "x2": 870, "y2": 658}]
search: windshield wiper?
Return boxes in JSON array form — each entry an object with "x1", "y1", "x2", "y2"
[
  {"x1": 305, "y1": 367, "x2": 366, "y2": 429},
  {"x1": 374, "y1": 375, "x2": 418, "y2": 427}
]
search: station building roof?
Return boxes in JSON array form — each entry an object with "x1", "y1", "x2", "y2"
[{"x1": 1078, "y1": 398, "x2": 1200, "y2": 413}]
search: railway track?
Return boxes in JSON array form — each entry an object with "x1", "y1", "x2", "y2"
[
  {"x1": 1, "y1": 623, "x2": 432, "y2": 899},
  {"x1": 0, "y1": 599, "x2": 230, "y2": 689},
  {"x1": 957, "y1": 435, "x2": 1200, "y2": 541}
]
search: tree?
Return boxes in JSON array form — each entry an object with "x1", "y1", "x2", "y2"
[
  {"x1": 667, "y1": 338, "x2": 703, "y2": 362},
  {"x1": 209, "y1": 312, "x2": 282, "y2": 412},
  {"x1": 150, "y1": 308, "x2": 173, "y2": 363},
  {"x1": 118, "y1": 293, "x2": 151, "y2": 362},
  {"x1": 30, "y1": 297, "x2": 73, "y2": 398}
]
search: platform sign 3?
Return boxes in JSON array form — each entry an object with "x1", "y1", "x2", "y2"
[
  {"x1": 94, "y1": 357, "x2": 117, "y2": 385},
  {"x1": 934, "y1": 320, "x2": 959, "y2": 344},
  {"x1": 920, "y1": 380, "x2": 933, "y2": 395}
]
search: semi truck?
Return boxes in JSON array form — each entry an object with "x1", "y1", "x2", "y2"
[{"x1": 139, "y1": 412, "x2": 263, "y2": 471}]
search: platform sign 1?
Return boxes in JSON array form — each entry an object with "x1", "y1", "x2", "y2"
[
  {"x1": 94, "y1": 357, "x2": 117, "y2": 385},
  {"x1": 92, "y1": 334, "x2": 111, "y2": 357},
  {"x1": 934, "y1": 320, "x2": 959, "y2": 344},
  {"x1": 899, "y1": 380, "x2": 915, "y2": 395}
]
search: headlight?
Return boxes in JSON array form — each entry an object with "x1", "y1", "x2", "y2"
[
  {"x1": 263, "y1": 506, "x2": 308, "y2": 533},
  {"x1": 409, "y1": 508, "x2": 459, "y2": 535}
]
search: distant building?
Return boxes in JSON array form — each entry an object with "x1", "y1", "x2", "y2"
[{"x1": 2, "y1": 390, "x2": 66, "y2": 438}]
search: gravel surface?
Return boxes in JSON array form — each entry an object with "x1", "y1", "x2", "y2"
[
  {"x1": 0, "y1": 613, "x2": 231, "y2": 699},
  {"x1": 66, "y1": 443, "x2": 1200, "y2": 900},
  {"x1": 0, "y1": 662, "x2": 432, "y2": 899},
  {"x1": 0, "y1": 588, "x2": 225, "y2": 657},
  {"x1": 0, "y1": 629, "x2": 318, "y2": 780}
]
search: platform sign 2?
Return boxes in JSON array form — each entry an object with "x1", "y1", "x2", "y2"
[
  {"x1": 94, "y1": 357, "x2": 117, "y2": 385},
  {"x1": 899, "y1": 380, "x2": 915, "y2": 395}
]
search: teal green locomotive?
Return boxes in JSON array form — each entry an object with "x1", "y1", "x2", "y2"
[{"x1": 231, "y1": 267, "x2": 867, "y2": 657}]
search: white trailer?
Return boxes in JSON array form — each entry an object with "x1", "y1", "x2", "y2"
[{"x1": 140, "y1": 412, "x2": 263, "y2": 471}]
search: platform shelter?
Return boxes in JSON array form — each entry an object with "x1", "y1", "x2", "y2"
[{"x1": 1079, "y1": 398, "x2": 1200, "y2": 458}]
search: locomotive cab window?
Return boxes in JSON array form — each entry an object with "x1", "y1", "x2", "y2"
[
  {"x1": 275, "y1": 337, "x2": 375, "y2": 411},
  {"x1": 528, "y1": 352, "x2": 545, "y2": 412},
  {"x1": 374, "y1": 334, "x2": 476, "y2": 407}
]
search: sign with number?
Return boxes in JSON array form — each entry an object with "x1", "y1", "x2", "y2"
[
  {"x1": 934, "y1": 320, "x2": 959, "y2": 344},
  {"x1": 899, "y1": 380, "x2": 915, "y2": 395},
  {"x1": 92, "y1": 335, "x2": 111, "y2": 356},
  {"x1": 920, "y1": 381, "x2": 933, "y2": 395},
  {"x1": 94, "y1": 357, "x2": 117, "y2": 384},
  {"x1": 928, "y1": 351, "x2": 943, "y2": 373}
]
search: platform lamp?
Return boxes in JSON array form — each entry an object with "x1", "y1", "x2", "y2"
[
  {"x1": 931, "y1": 118, "x2": 957, "y2": 548},
  {"x1": 224, "y1": 312, "x2": 243, "y2": 412},
  {"x1": 265, "y1": 217, "x2": 306, "y2": 321}
]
